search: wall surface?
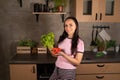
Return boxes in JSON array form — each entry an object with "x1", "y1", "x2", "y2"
[{"x1": 0, "y1": 0, "x2": 120, "y2": 80}]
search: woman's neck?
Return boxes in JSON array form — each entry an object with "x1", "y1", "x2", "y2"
[{"x1": 68, "y1": 35, "x2": 73, "y2": 38}]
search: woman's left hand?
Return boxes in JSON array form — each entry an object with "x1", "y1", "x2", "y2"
[{"x1": 58, "y1": 51, "x2": 64, "y2": 56}]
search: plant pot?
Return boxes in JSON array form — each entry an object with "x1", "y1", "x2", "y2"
[
  {"x1": 17, "y1": 46, "x2": 31, "y2": 54},
  {"x1": 98, "y1": 46, "x2": 105, "y2": 51},
  {"x1": 37, "y1": 47, "x2": 47, "y2": 54},
  {"x1": 58, "y1": 5, "x2": 63, "y2": 12}
]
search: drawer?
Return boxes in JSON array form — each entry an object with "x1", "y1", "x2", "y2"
[
  {"x1": 76, "y1": 74, "x2": 120, "y2": 80},
  {"x1": 76, "y1": 63, "x2": 120, "y2": 74}
]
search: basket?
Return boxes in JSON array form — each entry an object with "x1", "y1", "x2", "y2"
[
  {"x1": 17, "y1": 46, "x2": 31, "y2": 54},
  {"x1": 37, "y1": 47, "x2": 47, "y2": 54}
]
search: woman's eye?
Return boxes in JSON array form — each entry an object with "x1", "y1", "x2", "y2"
[
  {"x1": 70, "y1": 24, "x2": 73, "y2": 27},
  {"x1": 65, "y1": 24, "x2": 73, "y2": 27},
  {"x1": 65, "y1": 24, "x2": 68, "y2": 27}
]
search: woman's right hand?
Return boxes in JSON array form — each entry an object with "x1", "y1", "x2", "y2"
[{"x1": 49, "y1": 48, "x2": 59, "y2": 57}]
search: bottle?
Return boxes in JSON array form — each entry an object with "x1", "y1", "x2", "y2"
[
  {"x1": 34, "y1": 3, "x2": 40, "y2": 12},
  {"x1": 115, "y1": 44, "x2": 119, "y2": 53}
]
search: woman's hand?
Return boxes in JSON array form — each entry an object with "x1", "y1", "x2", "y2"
[
  {"x1": 49, "y1": 48, "x2": 59, "y2": 57},
  {"x1": 58, "y1": 51, "x2": 83, "y2": 66},
  {"x1": 49, "y1": 48, "x2": 65, "y2": 57},
  {"x1": 51, "y1": 52, "x2": 59, "y2": 57},
  {"x1": 57, "y1": 51, "x2": 64, "y2": 56}
]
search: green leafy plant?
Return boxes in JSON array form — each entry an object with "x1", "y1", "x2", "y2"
[
  {"x1": 96, "y1": 51, "x2": 105, "y2": 57},
  {"x1": 53, "y1": 0, "x2": 67, "y2": 8},
  {"x1": 96, "y1": 39, "x2": 105, "y2": 48},
  {"x1": 95, "y1": 39, "x2": 105, "y2": 51},
  {"x1": 40, "y1": 32, "x2": 55, "y2": 49},
  {"x1": 18, "y1": 40, "x2": 38, "y2": 48},
  {"x1": 95, "y1": 39, "x2": 116, "y2": 51},
  {"x1": 106, "y1": 40, "x2": 116, "y2": 49}
]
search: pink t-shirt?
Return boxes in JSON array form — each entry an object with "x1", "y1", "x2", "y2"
[{"x1": 55, "y1": 38, "x2": 84, "y2": 69}]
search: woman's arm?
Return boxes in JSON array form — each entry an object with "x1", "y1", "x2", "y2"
[
  {"x1": 50, "y1": 48, "x2": 83, "y2": 66},
  {"x1": 59, "y1": 52, "x2": 83, "y2": 66}
]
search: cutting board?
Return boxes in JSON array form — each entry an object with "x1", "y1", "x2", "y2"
[{"x1": 99, "y1": 29, "x2": 111, "y2": 41}]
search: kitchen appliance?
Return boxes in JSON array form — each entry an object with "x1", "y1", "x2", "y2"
[{"x1": 37, "y1": 64, "x2": 55, "y2": 80}]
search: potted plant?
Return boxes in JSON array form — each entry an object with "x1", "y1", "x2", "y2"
[
  {"x1": 40, "y1": 32, "x2": 61, "y2": 54},
  {"x1": 96, "y1": 40, "x2": 106, "y2": 51},
  {"x1": 40, "y1": 32, "x2": 55, "y2": 49},
  {"x1": 106, "y1": 40, "x2": 116, "y2": 50},
  {"x1": 106, "y1": 40, "x2": 116, "y2": 49},
  {"x1": 18, "y1": 40, "x2": 37, "y2": 47},
  {"x1": 17, "y1": 39, "x2": 38, "y2": 54},
  {"x1": 95, "y1": 39, "x2": 116, "y2": 51},
  {"x1": 53, "y1": 0, "x2": 67, "y2": 12}
]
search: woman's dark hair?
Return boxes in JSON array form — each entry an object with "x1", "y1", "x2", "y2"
[{"x1": 58, "y1": 16, "x2": 80, "y2": 55}]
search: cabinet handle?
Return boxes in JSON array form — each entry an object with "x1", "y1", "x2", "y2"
[
  {"x1": 97, "y1": 64, "x2": 104, "y2": 67},
  {"x1": 96, "y1": 76, "x2": 104, "y2": 79},
  {"x1": 100, "y1": 13, "x2": 102, "y2": 20},
  {"x1": 32, "y1": 66, "x2": 36, "y2": 73},
  {"x1": 95, "y1": 13, "x2": 98, "y2": 20}
]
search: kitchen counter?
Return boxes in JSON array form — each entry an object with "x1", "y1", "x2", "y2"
[
  {"x1": 82, "y1": 51, "x2": 120, "y2": 63},
  {"x1": 9, "y1": 51, "x2": 120, "y2": 64},
  {"x1": 9, "y1": 54, "x2": 56, "y2": 64}
]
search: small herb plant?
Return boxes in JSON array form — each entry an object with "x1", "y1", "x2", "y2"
[
  {"x1": 95, "y1": 39, "x2": 116, "y2": 51},
  {"x1": 40, "y1": 32, "x2": 55, "y2": 49},
  {"x1": 53, "y1": 0, "x2": 67, "y2": 7},
  {"x1": 53, "y1": 0, "x2": 68, "y2": 12},
  {"x1": 18, "y1": 39, "x2": 38, "y2": 48},
  {"x1": 106, "y1": 40, "x2": 116, "y2": 49}
]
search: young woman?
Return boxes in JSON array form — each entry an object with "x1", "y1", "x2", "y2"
[{"x1": 49, "y1": 16, "x2": 84, "y2": 80}]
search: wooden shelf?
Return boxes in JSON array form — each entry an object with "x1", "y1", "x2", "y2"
[
  {"x1": 33, "y1": 12, "x2": 66, "y2": 22},
  {"x1": 32, "y1": 12, "x2": 66, "y2": 15}
]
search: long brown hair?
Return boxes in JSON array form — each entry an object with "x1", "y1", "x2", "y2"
[{"x1": 58, "y1": 16, "x2": 80, "y2": 55}]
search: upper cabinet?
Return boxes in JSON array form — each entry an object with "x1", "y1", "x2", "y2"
[{"x1": 72, "y1": 0, "x2": 120, "y2": 22}]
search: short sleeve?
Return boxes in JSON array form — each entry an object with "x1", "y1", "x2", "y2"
[{"x1": 77, "y1": 39, "x2": 84, "y2": 53}]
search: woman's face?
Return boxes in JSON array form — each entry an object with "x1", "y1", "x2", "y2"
[{"x1": 64, "y1": 19, "x2": 76, "y2": 38}]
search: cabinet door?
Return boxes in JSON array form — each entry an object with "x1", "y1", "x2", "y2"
[
  {"x1": 10, "y1": 64, "x2": 37, "y2": 80},
  {"x1": 75, "y1": 0, "x2": 94, "y2": 22},
  {"x1": 92, "y1": 0, "x2": 103, "y2": 22},
  {"x1": 74, "y1": 0, "x2": 120, "y2": 22},
  {"x1": 76, "y1": 74, "x2": 120, "y2": 80},
  {"x1": 76, "y1": 63, "x2": 120, "y2": 74},
  {"x1": 99, "y1": 0, "x2": 120, "y2": 22},
  {"x1": 75, "y1": 0, "x2": 102, "y2": 22}
]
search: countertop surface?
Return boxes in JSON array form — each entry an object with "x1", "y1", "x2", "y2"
[{"x1": 9, "y1": 51, "x2": 120, "y2": 64}]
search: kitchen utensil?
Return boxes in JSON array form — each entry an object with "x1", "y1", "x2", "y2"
[
  {"x1": 94, "y1": 28, "x2": 98, "y2": 45},
  {"x1": 99, "y1": 29, "x2": 111, "y2": 41},
  {"x1": 90, "y1": 27, "x2": 96, "y2": 46}
]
